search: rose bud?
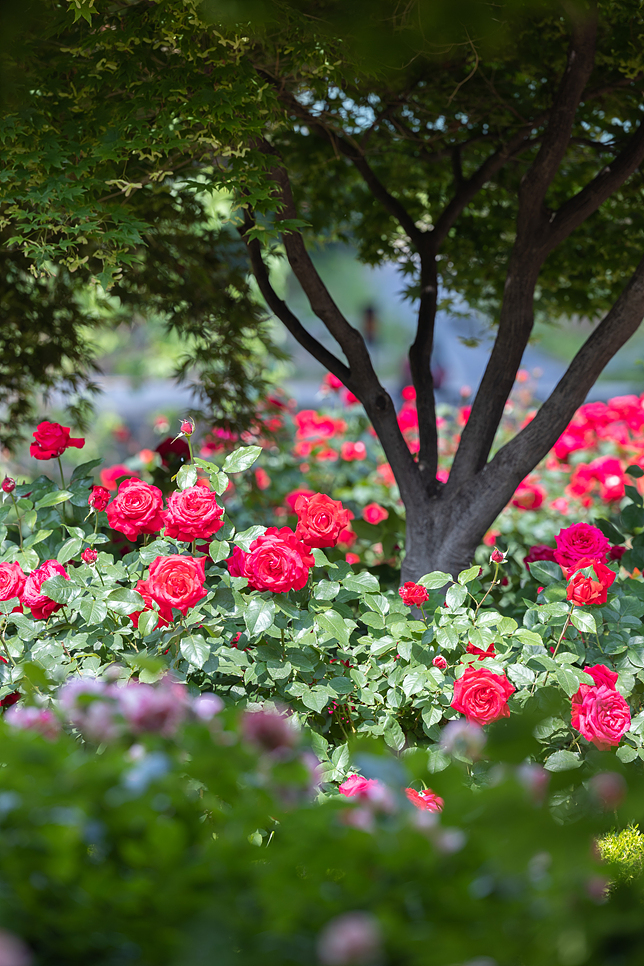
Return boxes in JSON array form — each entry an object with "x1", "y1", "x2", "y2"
[
  {"x1": 81, "y1": 548, "x2": 98, "y2": 565},
  {"x1": 180, "y1": 418, "x2": 195, "y2": 436},
  {"x1": 432, "y1": 655, "x2": 448, "y2": 670},
  {"x1": 490, "y1": 547, "x2": 506, "y2": 564},
  {"x1": 88, "y1": 485, "x2": 110, "y2": 512},
  {"x1": 1, "y1": 478, "x2": 15, "y2": 494}
]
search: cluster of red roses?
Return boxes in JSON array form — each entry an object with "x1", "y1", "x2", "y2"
[
  {"x1": 526, "y1": 522, "x2": 618, "y2": 606},
  {"x1": 228, "y1": 492, "x2": 350, "y2": 594}
]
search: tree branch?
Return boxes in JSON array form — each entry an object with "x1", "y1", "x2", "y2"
[
  {"x1": 466, "y1": 251, "x2": 644, "y2": 527},
  {"x1": 237, "y1": 212, "x2": 352, "y2": 386},
  {"x1": 409, "y1": 260, "x2": 439, "y2": 486},
  {"x1": 446, "y1": 12, "x2": 598, "y2": 491}
]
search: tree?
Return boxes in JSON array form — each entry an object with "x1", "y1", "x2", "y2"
[{"x1": 2, "y1": 0, "x2": 644, "y2": 577}]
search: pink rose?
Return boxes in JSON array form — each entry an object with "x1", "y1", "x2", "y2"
[
  {"x1": 405, "y1": 787, "x2": 444, "y2": 812},
  {"x1": 554, "y1": 523, "x2": 610, "y2": 570},
  {"x1": 163, "y1": 485, "x2": 224, "y2": 543},
  {"x1": 22, "y1": 560, "x2": 69, "y2": 620},
  {"x1": 338, "y1": 774, "x2": 380, "y2": 798},
  {"x1": 228, "y1": 527, "x2": 314, "y2": 594},
  {"x1": 571, "y1": 684, "x2": 631, "y2": 749},
  {"x1": 451, "y1": 666, "x2": 515, "y2": 725},
  {"x1": 362, "y1": 503, "x2": 388, "y2": 525},
  {"x1": 524, "y1": 544, "x2": 557, "y2": 565},
  {"x1": 106, "y1": 478, "x2": 166, "y2": 540},
  {"x1": 0, "y1": 561, "x2": 26, "y2": 613}
]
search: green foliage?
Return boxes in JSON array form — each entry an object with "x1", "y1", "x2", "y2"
[
  {"x1": 2, "y1": 697, "x2": 644, "y2": 964},
  {"x1": 598, "y1": 824, "x2": 644, "y2": 883}
]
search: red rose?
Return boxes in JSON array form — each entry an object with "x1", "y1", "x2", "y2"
[
  {"x1": 609, "y1": 545, "x2": 626, "y2": 561},
  {"x1": 584, "y1": 663, "x2": 619, "y2": 690},
  {"x1": 524, "y1": 544, "x2": 557, "y2": 565},
  {"x1": 554, "y1": 523, "x2": 610, "y2": 570},
  {"x1": 163, "y1": 486, "x2": 224, "y2": 543},
  {"x1": 399, "y1": 582, "x2": 429, "y2": 607},
  {"x1": 231, "y1": 527, "x2": 314, "y2": 593},
  {"x1": 30, "y1": 421, "x2": 85, "y2": 460},
  {"x1": 451, "y1": 666, "x2": 515, "y2": 725},
  {"x1": 88, "y1": 485, "x2": 110, "y2": 511},
  {"x1": 227, "y1": 545, "x2": 250, "y2": 578},
  {"x1": 362, "y1": 503, "x2": 388, "y2": 525},
  {"x1": 571, "y1": 683, "x2": 631, "y2": 749},
  {"x1": 0, "y1": 562, "x2": 26, "y2": 613},
  {"x1": 405, "y1": 787, "x2": 444, "y2": 812},
  {"x1": 466, "y1": 642, "x2": 497, "y2": 661},
  {"x1": 338, "y1": 774, "x2": 380, "y2": 798},
  {"x1": 22, "y1": 560, "x2": 69, "y2": 620},
  {"x1": 511, "y1": 479, "x2": 545, "y2": 510},
  {"x1": 147, "y1": 555, "x2": 207, "y2": 616},
  {"x1": 294, "y1": 492, "x2": 351, "y2": 548},
  {"x1": 565, "y1": 557, "x2": 616, "y2": 606},
  {"x1": 100, "y1": 464, "x2": 132, "y2": 492},
  {"x1": 432, "y1": 655, "x2": 448, "y2": 670},
  {"x1": 106, "y1": 478, "x2": 166, "y2": 540},
  {"x1": 129, "y1": 579, "x2": 172, "y2": 629}
]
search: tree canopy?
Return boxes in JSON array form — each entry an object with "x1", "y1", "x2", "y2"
[{"x1": 2, "y1": 0, "x2": 644, "y2": 574}]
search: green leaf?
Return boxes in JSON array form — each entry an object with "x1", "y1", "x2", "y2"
[
  {"x1": 223, "y1": 446, "x2": 262, "y2": 474},
  {"x1": 556, "y1": 668, "x2": 583, "y2": 698},
  {"x1": 234, "y1": 526, "x2": 266, "y2": 552},
  {"x1": 77, "y1": 597, "x2": 108, "y2": 624},
  {"x1": 616, "y1": 744, "x2": 639, "y2": 763},
  {"x1": 180, "y1": 635, "x2": 210, "y2": 668},
  {"x1": 544, "y1": 750, "x2": 582, "y2": 772},
  {"x1": 593, "y1": 518, "x2": 625, "y2": 544},
  {"x1": 244, "y1": 597, "x2": 275, "y2": 637},
  {"x1": 71, "y1": 459, "x2": 102, "y2": 481},
  {"x1": 458, "y1": 565, "x2": 481, "y2": 585},
  {"x1": 301, "y1": 686, "x2": 329, "y2": 713},
  {"x1": 106, "y1": 588, "x2": 145, "y2": 615},
  {"x1": 445, "y1": 584, "x2": 467, "y2": 608},
  {"x1": 418, "y1": 571, "x2": 452, "y2": 590},
  {"x1": 527, "y1": 560, "x2": 563, "y2": 584},
  {"x1": 328, "y1": 676, "x2": 354, "y2": 696},
  {"x1": 57, "y1": 537, "x2": 83, "y2": 564},
  {"x1": 176, "y1": 463, "x2": 198, "y2": 489},
  {"x1": 0, "y1": 597, "x2": 19, "y2": 614},
  {"x1": 626, "y1": 465, "x2": 644, "y2": 478},
  {"x1": 40, "y1": 574, "x2": 78, "y2": 605},
  {"x1": 34, "y1": 490, "x2": 72, "y2": 510},
  {"x1": 383, "y1": 716, "x2": 405, "y2": 751},
  {"x1": 316, "y1": 611, "x2": 352, "y2": 646},
  {"x1": 209, "y1": 540, "x2": 230, "y2": 563},
  {"x1": 507, "y1": 664, "x2": 536, "y2": 687},
  {"x1": 137, "y1": 609, "x2": 159, "y2": 637},
  {"x1": 570, "y1": 608, "x2": 597, "y2": 634},
  {"x1": 314, "y1": 580, "x2": 340, "y2": 600},
  {"x1": 23, "y1": 529, "x2": 53, "y2": 549},
  {"x1": 343, "y1": 572, "x2": 379, "y2": 594}
]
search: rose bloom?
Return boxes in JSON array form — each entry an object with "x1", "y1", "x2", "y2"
[
  {"x1": 284, "y1": 488, "x2": 315, "y2": 512},
  {"x1": 147, "y1": 555, "x2": 207, "y2": 616},
  {"x1": 345, "y1": 552, "x2": 360, "y2": 565},
  {"x1": 572, "y1": 684, "x2": 631, "y2": 749},
  {"x1": 466, "y1": 642, "x2": 496, "y2": 661},
  {"x1": 99, "y1": 464, "x2": 132, "y2": 492},
  {"x1": 565, "y1": 557, "x2": 616, "y2": 606},
  {"x1": 554, "y1": 522, "x2": 610, "y2": 570},
  {"x1": 337, "y1": 526, "x2": 358, "y2": 549},
  {"x1": 22, "y1": 559, "x2": 69, "y2": 620},
  {"x1": 88, "y1": 485, "x2": 110, "y2": 511},
  {"x1": 362, "y1": 502, "x2": 389, "y2": 525},
  {"x1": 405, "y1": 787, "x2": 444, "y2": 812},
  {"x1": 511, "y1": 479, "x2": 546, "y2": 510},
  {"x1": 338, "y1": 774, "x2": 381, "y2": 798},
  {"x1": 228, "y1": 527, "x2": 314, "y2": 593},
  {"x1": 609, "y1": 545, "x2": 626, "y2": 561},
  {"x1": 524, "y1": 543, "x2": 557, "y2": 565},
  {"x1": 451, "y1": 666, "x2": 515, "y2": 725},
  {"x1": 0, "y1": 561, "x2": 26, "y2": 613},
  {"x1": 295, "y1": 492, "x2": 351, "y2": 549},
  {"x1": 106, "y1": 478, "x2": 166, "y2": 540},
  {"x1": 30, "y1": 421, "x2": 84, "y2": 460},
  {"x1": 129, "y1": 579, "x2": 172, "y2": 630},
  {"x1": 399, "y1": 582, "x2": 429, "y2": 607},
  {"x1": 340, "y1": 441, "x2": 367, "y2": 461},
  {"x1": 163, "y1": 486, "x2": 224, "y2": 543},
  {"x1": 254, "y1": 467, "x2": 271, "y2": 490}
]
